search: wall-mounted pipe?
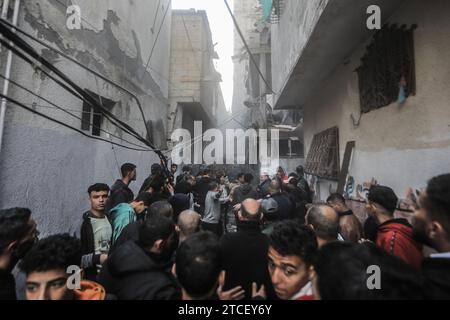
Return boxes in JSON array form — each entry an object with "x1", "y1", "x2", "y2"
[{"x1": 0, "y1": 0, "x2": 21, "y2": 152}]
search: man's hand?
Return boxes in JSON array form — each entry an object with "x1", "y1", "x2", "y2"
[
  {"x1": 100, "y1": 254, "x2": 108, "y2": 265},
  {"x1": 167, "y1": 184, "x2": 174, "y2": 196},
  {"x1": 233, "y1": 203, "x2": 241, "y2": 212},
  {"x1": 217, "y1": 285, "x2": 245, "y2": 300},
  {"x1": 252, "y1": 282, "x2": 266, "y2": 299}
]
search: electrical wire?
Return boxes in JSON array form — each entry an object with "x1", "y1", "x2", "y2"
[
  {"x1": 0, "y1": 93, "x2": 152, "y2": 152},
  {"x1": 144, "y1": 0, "x2": 171, "y2": 71},
  {"x1": 0, "y1": 22, "x2": 170, "y2": 173},
  {"x1": 0, "y1": 27, "x2": 154, "y2": 149},
  {"x1": 0, "y1": 72, "x2": 154, "y2": 151},
  {"x1": 0, "y1": 17, "x2": 153, "y2": 141},
  {"x1": 223, "y1": 0, "x2": 276, "y2": 95}
]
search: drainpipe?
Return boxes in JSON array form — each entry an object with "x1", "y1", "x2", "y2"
[{"x1": 0, "y1": 0, "x2": 20, "y2": 152}]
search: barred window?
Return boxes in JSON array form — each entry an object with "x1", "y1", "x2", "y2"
[
  {"x1": 305, "y1": 127, "x2": 340, "y2": 180},
  {"x1": 356, "y1": 24, "x2": 417, "y2": 113}
]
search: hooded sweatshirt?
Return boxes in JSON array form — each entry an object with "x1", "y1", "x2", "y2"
[
  {"x1": 106, "y1": 180, "x2": 134, "y2": 214},
  {"x1": 109, "y1": 203, "x2": 136, "y2": 245},
  {"x1": 97, "y1": 240, "x2": 180, "y2": 300},
  {"x1": 232, "y1": 184, "x2": 259, "y2": 205},
  {"x1": 376, "y1": 218, "x2": 423, "y2": 270}
]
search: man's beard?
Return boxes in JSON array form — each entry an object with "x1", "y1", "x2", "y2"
[
  {"x1": 412, "y1": 218, "x2": 433, "y2": 247},
  {"x1": 159, "y1": 233, "x2": 179, "y2": 264}
]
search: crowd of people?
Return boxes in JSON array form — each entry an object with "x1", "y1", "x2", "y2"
[{"x1": 0, "y1": 162, "x2": 449, "y2": 300}]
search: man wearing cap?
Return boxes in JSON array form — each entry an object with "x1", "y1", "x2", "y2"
[
  {"x1": 261, "y1": 198, "x2": 279, "y2": 235},
  {"x1": 366, "y1": 185, "x2": 423, "y2": 269}
]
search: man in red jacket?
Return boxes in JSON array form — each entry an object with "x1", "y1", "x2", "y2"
[{"x1": 366, "y1": 185, "x2": 423, "y2": 269}]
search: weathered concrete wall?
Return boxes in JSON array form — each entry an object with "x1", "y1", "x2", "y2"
[
  {"x1": 169, "y1": 11, "x2": 203, "y2": 102},
  {"x1": 168, "y1": 10, "x2": 224, "y2": 151},
  {"x1": 270, "y1": 0, "x2": 329, "y2": 104},
  {"x1": 0, "y1": 0, "x2": 172, "y2": 236},
  {"x1": 231, "y1": 0, "x2": 264, "y2": 128},
  {"x1": 303, "y1": 0, "x2": 450, "y2": 201}
]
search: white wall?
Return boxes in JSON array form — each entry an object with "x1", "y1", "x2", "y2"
[
  {"x1": 303, "y1": 0, "x2": 450, "y2": 200},
  {"x1": 0, "y1": 0, "x2": 171, "y2": 235}
]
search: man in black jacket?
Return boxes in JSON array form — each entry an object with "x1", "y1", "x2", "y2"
[
  {"x1": 412, "y1": 173, "x2": 450, "y2": 299},
  {"x1": 232, "y1": 174, "x2": 259, "y2": 205},
  {"x1": 194, "y1": 168, "x2": 213, "y2": 216},
  {"x1": 220, "y1": 199, "x2": 276, "y2": 299},
  {"x1": 97, "y1": 214, "x2": 180, "y2": 300},
  {"x1": 72, "y1": 183, "x2": 112, "y2": 281},
  {"x1": 257, "y1": 172, "x2": 271, "y2": 199},
  {"x1": 0, "y1": 208, "x2": 38, "y2": 300},
  {"x1": 107, "y1": 163, "x2": 136, "y2": 212},
  {"x1": 267, "y1": 179, "x2": 294, "y2": 220}
]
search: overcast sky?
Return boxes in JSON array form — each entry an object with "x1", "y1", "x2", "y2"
[{"x1": 172, "y1": 0, "x2": 234, "y2": 112}]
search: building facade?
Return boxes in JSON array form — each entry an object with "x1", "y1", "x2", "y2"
[
  {"x1": 0, "y1": 0, "x2": 172, "y2": 235},
  {"x1": 271, "y1": 0, "x2": 450, "y2": 202},
  {"x1": 168, "y1": 9, "x2": 225, "y2": 147}
]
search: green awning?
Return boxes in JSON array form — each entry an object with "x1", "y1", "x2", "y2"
[{"x1": 259, "y1": 0, "x2": 273, "y2": 20}]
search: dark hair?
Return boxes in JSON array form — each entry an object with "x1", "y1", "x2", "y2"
[
  {"x1": 148, "y1": 201, "x2": 174, "y2": 220},
  {"x1": 289, "y1": 177, "x2": 299, "y2": 186},
  {"x1": 0, "y1": 208, "x2": 32, "y2": 253},
  {"x1": 209, "y1": 182, "x2": 219, "y2": 191},
  {"x1": 312, "y1": 242, "x2": 423, "y2": 300},
  {"x1": 269, "y1": 220, "x2": 318, "y2": 266},
  {"x1": 216, "y1": 171, "x2": 226, "y2": 179},
  {"x1": 87, "y1": 183, "x2": 110, "y2": 195},
  {"x1": 134, "y1": 192, "x2": 153, "y2": 206},
  {"x1": 368, "y1": 185, "x2": 398, "y2": 215},
  {"x1": 121, "y1": 163, "x2": 136, "y2": 178},
  {"x1": 243, "y1": 173, "x2": 254, "y2": 184},
  {"x1": 182, "y1": 165, "x2": 191, "y2": 173},
  {"x1": 327, "y1": 193, "x2": 346, "y2": 204},
  {"x1": 151, "y1": 163, "x2": 162, "y2": 175},
  {"x1": 171, "y1": 164, "x2": 178, "y2": 168},
  {"x1": 175, "y1": 232, "x2": 221, "y2": 299},
  {"x1": 20, "y1": 234, "x2": 81, "y2": 275},
  {"x1": 169, "y1": 194, "x2": 191, "y2": 222},
  {"x1": 139, "y1": 214, "x2": 175, "y2": 248},
  {"x1": 237, "y1": 172, "x2": 244, "y2": 180},
  {"x1": 296, "y1": 165, "x2": 305, "y2": 176},
  {"x1": 306, "y1": 205, "x2": 339, "y2": 241},
  {"x1": 422, "y1": 174, "x2": 450, "y2": 238}
]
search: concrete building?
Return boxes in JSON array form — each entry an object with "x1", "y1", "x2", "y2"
[
  {"x1": 167, "y1": 9, "x2": 226, "y2": 160},
  {"x1": 231, "y1": 0, "x2": 304, "y2": 176},
  {"x1": 0, "y1": 0, "x2": 172, "y2": 235},
  {"x1": 271, "y1": 0, "x2": 450, "y2": 202}
]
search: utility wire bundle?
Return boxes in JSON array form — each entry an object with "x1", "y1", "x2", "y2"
[{"x1": 0, "y1": 18, "x2": 170, "y2": 177}]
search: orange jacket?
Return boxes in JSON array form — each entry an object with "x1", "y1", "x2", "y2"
[{"x1": 73, "y1": 280, "x2": 106, "y2": 300}]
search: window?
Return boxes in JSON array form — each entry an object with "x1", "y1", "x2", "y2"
[
  {"x1": 81, "y1": 90, "x2": 116, "y2": 136},
  {"x1": 279, "y1": 138, "x2": 304, "y2": 158},
  {"x1": 305, "y1": 127, "x2": 339, "y2": 180},
  {"x1": 357, "y1": 24, "x2": 417, "y2": 113}
]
